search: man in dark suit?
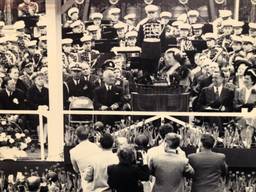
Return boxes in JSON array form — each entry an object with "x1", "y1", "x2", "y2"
[
  {"x1": 65, "y1": 62, "x2": 94, "y2": 104},
  {"x1": 93, "y1": 69, "x2": 124, "y2": 111},
  {"x1": 0, "y1": 78, "x2": 25, "y2": 109},
  {"x1": 197, "y1": 70, "x2": 234, "y2": 112},
  {"x1": 188, "y1": 134, "x2": 228, "y2": 192}
]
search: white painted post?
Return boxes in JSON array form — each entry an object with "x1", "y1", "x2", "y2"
[{"x1": 46, "y1": 0, "x2": 64, "y2": 161}]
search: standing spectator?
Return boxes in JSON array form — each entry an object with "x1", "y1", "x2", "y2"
[
  {"x1": 64, "y1": 7, "x2": 85, "y2": 32},
  {"x1": 27, "y1": 72, "x2": 49, "y2": 146},
  {"x1": 107, "y1": 144, "x2": 150, "y2": 192},
  {"x1": 149, "y1": 133, "x2": 194, "y2": 192},
  {"x1": 85, "y1": 134, "x2": 119, "y2": 192},
  {"x1": 188, "y1": 134, "x2": 228, "y2": 192},
  {"x1": 0, "y1": 78, "x2": 25, "y2": 109},
  {"x1": 18, "y1": 0, "x2": 39, "y2": 17},
  {"x1": 69, "y1": 126, "x2": 102, "y2": 191},
  {"x1": 136, "y1": 5, "x2": 165, "y2": 78}
]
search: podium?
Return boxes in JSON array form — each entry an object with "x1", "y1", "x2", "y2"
[{"x1": 131, "y1": 84, "x2": 190, "y2": 111}]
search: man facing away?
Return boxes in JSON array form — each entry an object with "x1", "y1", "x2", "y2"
[
  {"x1": 69, "y1": 125, "x2": 102, "y2": 192},
  {"x1": 188, "y1": 133, "x2": 228, "y2": 192},
  {"x1": 149, "y1": 133, "x2": 194, "y2": 192},
  {"x1": 85, "y1": 133, "x2": 119, "y2": 192}
]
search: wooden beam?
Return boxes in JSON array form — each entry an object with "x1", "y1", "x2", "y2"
[{"x1": 61, "y1": 0, "x2": 75, "y2": 14}]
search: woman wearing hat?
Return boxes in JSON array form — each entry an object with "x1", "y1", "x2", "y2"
[
  {"x1": 234, "y1": 68, "x2": 256, "y2": 111},
  {"x1": 27, "y1": 72, "x2": 49, "y2": 145}
]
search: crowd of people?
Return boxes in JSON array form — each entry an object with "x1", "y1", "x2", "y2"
[
  {"x1": 62, "y1": 4, "x2": 256, "y2": 111},
  {"x1": 68, "y1": 124, "x2": 228, "y2": 192},
  {"x1": 0, "y1": 0, "x2": 48, "y2": 110},
  {"x1": 0, "y1": 0, "x2": 48, "y2": 149}
]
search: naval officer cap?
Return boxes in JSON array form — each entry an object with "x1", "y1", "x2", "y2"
[
  {"x1": 69, "y1": 62, "x2": 83, "y2": 71},
  {"x1": 231, "y1": 35, "x2": 243, "y2": 43},
  {"x1": 124, "y1": 13, "x2": 136, "y2": 20},
  {"x1": 62, "y1": 38, "x2": 73, "y2": 45},
  {"x1": 125, "y1": 31, "x2": 138, "y2": 39},
  {"x1": 90, "y1": 12, "x2": 103, "y2": 20},
  {"x1": 145, "y1": 4, "x2": 159, "y2": 13},
  {"x1": 188, "y1": 10, "x2": 199, "y2": 17},
  {"x1": 81, "y1": 34, "x2": 92, "y2": 42},
  {"x1": 249, "y1": 23, "x2": 256, "y2": 30},
  {"x1": 192, "y1": 23, "x2": 204, "y2": 29},
  {"x1": 222, "y1": 19, "x2": 234, "y2": 27},
  {"x1": 232, "y1": 20, "x2": 244, "y2": 28},
  {"x1": 178, "y1": 23, "x2": 191, "y2": 30},
  {"x1": 219, "y1": 10, "x2": 232, "y2": 18},
  {"x1": 114, "y1": 23, "x2": 126, "y2": 30},
  {"x1": 68, "y1": 7, "x2": 79, "y2": 18},
  {"x1": 109, "y1": 7, "x2": 121, "y2": 15},
  {"x1": 242, "y1": 36, "x2": 255, "y2": 44},
  {"x1": 87, "y1": 25, "x2": 99, "y2": 32},
  {"x1": 160, "y1": 11, "x2": 172, "y2": 19},
  {"x1": 202, "y1": 33, "x2": 218, "y2": 41}
]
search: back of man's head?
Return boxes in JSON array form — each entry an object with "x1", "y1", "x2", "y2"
[
  {"x1": 159, "y1": 123, "x2": 174, "y2": 139},
  {"x1": 201, "y1": 133, "x2": 215, "y2": 149},
  {"x1": 76, "y1": 125, "x2": 90, "y2": 141},
  {"x1": 100, "y1": 133, "x2": 114, "y2": 149},
  {"x1": 27, "y1": 176, "x2": 41, "y2": 191},
  {"x1": 165, "y1": 133, "x2": 180, "y2": 149}
]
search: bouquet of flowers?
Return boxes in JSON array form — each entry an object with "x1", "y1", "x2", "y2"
[{"x1": 0, "y1": 115, "x2": 32, "y2": 160}]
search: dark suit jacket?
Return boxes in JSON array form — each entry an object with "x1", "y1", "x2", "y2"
[
  {"x1": 27, "y1": 85, "x2": 49, "y2": 110},
  {"x1": 65, "y1": 77, "x2": 93, "y2": 100},
  {"x1": 0, "y1": 89, "x2": 25, "y2": 110},
  {"x1": 197, "y1": 84, "x2": 234, "y2": 112},
  {"x1": 107, "y1": 163, "x2": 150, "y2": 192},
  {"x1": 93, "y1": 85, "x2": 124, "y2": 110},
  {"x1": 188, "y1": 151, "x2": 228, "y2": 192}
]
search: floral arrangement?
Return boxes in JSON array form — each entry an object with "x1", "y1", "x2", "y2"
[{"x1": 0, "y1": 115, "x2": 32, "y2": 160}]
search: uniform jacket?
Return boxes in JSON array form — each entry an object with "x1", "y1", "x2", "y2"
[{"x1": 26, "y1": 85, "x2": 49, "y2": 110}]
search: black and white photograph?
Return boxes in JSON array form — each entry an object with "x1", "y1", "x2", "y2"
[
  {"x1": 62, "y1": 0, "x2": 256, "y2": 112},
  {"x1": 0, "y1": 0, "x2": 256, "y2": 192},
  {"x1": 64, "y1": 113, "x2": 256, "y2": 192}
]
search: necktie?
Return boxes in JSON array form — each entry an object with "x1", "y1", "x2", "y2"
[{"x1": 216, "y1": 87, "x2": 220, "y2": 97}]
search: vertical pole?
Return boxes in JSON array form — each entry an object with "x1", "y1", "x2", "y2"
[
  {"x1": 46, "y1": 0, "x2": 64, "y2": 161},
  {"x1": 209, "y1": 0, "x2": 217, "y2": 21},
  {"x1": 39, "y1": 113, "x2": 45, "y2": 160},
  {"x1": 234, "y1": 0, "x2": 240, "y2": 20}
]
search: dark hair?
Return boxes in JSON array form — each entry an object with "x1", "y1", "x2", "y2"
[
  {"x1": 201, "y1": 134, "x2": 215, "y2": 149},
  {"x1": 165, "y1": 133, "x2": 180, "y2": 149},
  {"x1": 244, "y1": 68, "x2": 256, "y2": 85},
  {"x1": 117, "y1": 144, "x2": 136, "y2": 165},
  {"x1": 7, "y1": 66, "x2": 19, "y2": 74},
  {"x1": 76, "y1": 126, "x2": 89, "y2": 141},
  {"x1": 135, "y1": 134, "x2": 149, "y2": 148},
  {"x1": 2, "y1": 77, "x2": 13, "y2": 88},
  {"x1": 159, "y1": 123, "x2": 173, "y2": 139},
  {"x1": 100, "y1": 133, "x2": 114, "y2": 149},
  {"x1": 27, "y1": 176, "x2": 41, "y2": 191}
]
